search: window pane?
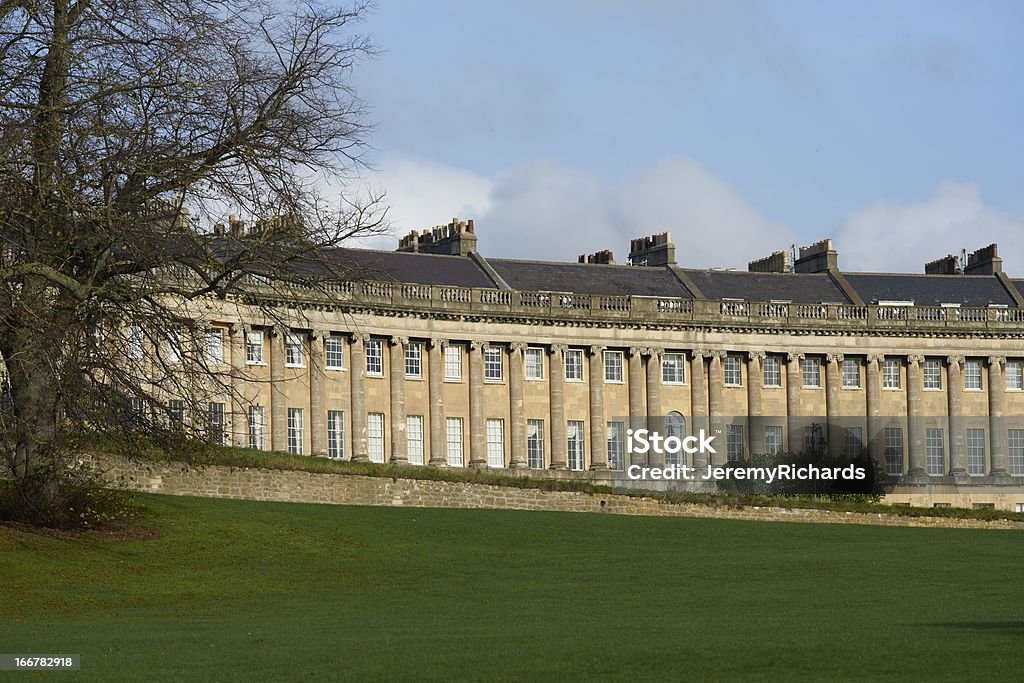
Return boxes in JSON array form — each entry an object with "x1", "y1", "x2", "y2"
[
  {"x1": 567, "y1": 420, "x2": 585, "y2": 471},
  {"x1": 328, "y1": 410, "x2": 346, "y2": 459},
  {"x1": 525, "y1": 348, "x2": 544, "y2": 379},
  {"x1": 287, "y1": 408, "x2": 304, "y2": 455},
  {"x1": 967, "y1": 429, "x2": 985, "y2": 476},
  {"x1": 926, "y1": 428, "x2": 944, "y2": 476},
  {"x1": 527, "y1": 419, "x2": 545, "y2": 469},
  {"x1": 325, "y1": 336, "x2": 345, "y2": 369},
  {"x1": 662, "y1": 353, "x2": 685, "y2": 384},
  {"x1": 446, "y1": 417, "x2": 464, "y2": 467},
  {"x1": 406, "y1": 415, "x2": 423, "y2": 465},
  {"x1": 368, "y1": 413, "x2": 385, "y2": 463},
  {"x1": 604, "y1": 351, "x2": 623, "y2": 382},
  {"x1": 763, "y1": 357, "x2": 781, "y2": 387},
  {"x1": 607, "y1": 421, "x2": 625, "y2": 471},
  {"x1": 486, "y1": 418, "x2": 504, "y2": 468},
  {"x1": 405, "y1": 342, "x2": 422, "y2": 377},
  {"x1": 445, "y1": 345, "x2": 462, "y2": 380}
]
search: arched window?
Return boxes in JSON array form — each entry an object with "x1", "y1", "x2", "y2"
[{"x1": 665, "y1": 412, "x2": 686, "y2": 466}]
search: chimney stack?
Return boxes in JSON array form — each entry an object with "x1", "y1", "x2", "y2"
[
  {"x1": 578, "y1": 250, "x2": 615, "y2": 265},
  {"x1": 794, "y1": 238, "x2": 838, "y2": 273},
  {"x1": 748, "y1": 250, "x2": 793, "y2": 273},
  {"x1": 397, "y1": 218, "x2": 478, "y2": 256},
  {"x1": 964, "y1": 243, "x2": 1002, "y2": 275},
  {"x1": 925, "y1": 254, "x2": 962, "y2": 275},
  {"x1": 628, "y1": 232, "x2": 676, "y2": 267}
]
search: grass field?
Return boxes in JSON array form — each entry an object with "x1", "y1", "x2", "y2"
[{"x1": 2, "y1": 494, "x2": 1022, "y2": 681}]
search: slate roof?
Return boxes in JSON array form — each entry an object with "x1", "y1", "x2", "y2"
[
  {"x1": 681, "y1": 269, "x2": 851, "y2": 304},
  {"x1": 320, "y1": 247, "x2": 498, "y2": 288},
  {"x1": 843, "y1": 273, "x2": 1017, "y2": 307},
  {"x1": 1015, "y1": 280, "x2": 1024, "y2": 301},
  {"x1": 487, "y1": 259, "x2": 693, "y2": 298}
]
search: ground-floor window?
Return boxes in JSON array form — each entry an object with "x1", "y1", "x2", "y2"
[
  {"x1": 607, "y1": 421, "x2": 625, "y2": 471},
  {"x1": 665, "y1": 413, "x2": 685, "y2": 466},
  {"x1": 287, "y1": 407, "x2": 304, "y2": 455},
  {"x1": 208, "y1": 402, "x2": 225, "y2": 445},
  {"x1": 486, "y1": 418, "x2": 504, "y2": 468},
  {"x1": 726, "y1": 424, "x2": 744, "y2": 462},
  {"x1": 328, "y1": 410, "x2": 345, "y2": 460},
  {"x1": 967, "y1": 429, "x2": 985, "y2": 476},
  {"x1": 845, "y1": 427, "x2": 863, "y2": 458},
  {"x1": 567, "y1": 420, "x2": 585, "y2": 471},
  {"x1": 1009, "y1": 429, "x2": 1024, "y2": 476},
  {"x1": 368, "y1": 413, "x2": 384, "y2": 463},
  {"x1": 527, "y1": 420, "x2": 545, "y2": 469},
  {"x1": 884, "y1": 427, "x2": 904, "y2": 476},
  {"x1": 926, "y1": 428, "x2": 944, "y2": 476},
  {"x1": 248, "y1": 405, "x2": 265, "y2": 450},
  {"x1": 406, "y1": 415, "x2": 424, "y2": 465},
  {"x1": 765, "y1": 425, "x2": 783, "y2": 455},
  {"x1": 446, "y1": 417, "x2": 464, "y2": 468}
]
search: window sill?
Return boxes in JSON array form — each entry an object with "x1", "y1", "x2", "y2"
[
  {"x1": 605, "y1": 379, "x2": 625, "y2": 384},
  {"x1": 405, "y1": 374, "x2": 423, "y2": 380},
  {"x1": 367, "y1": 372, "x2": 384, "y2": 378},
  {"x1": 841, "y1": 386, "x2": 862, "y2": 391},
  {"x1": 246, "y1": 360, "x2": 266, "y2": 367},
  {"x1": 325, "y1": 366, "x2": 346, "y2": 372},
  {"x1": 662, "y1": 381, "x2": 688, "y2": 386},
  {"x1": 525, "y1": 376, "x2": 545, "y2": 382},
  {"x1": 444, "y1": 377, "x2": 463, "y2": 383},
  {"x1": 285, "y1": 364, "x2": 306, "y2": 369}
]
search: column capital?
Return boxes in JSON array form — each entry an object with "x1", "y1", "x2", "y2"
[
  {"x1": 907, "y1": 354, "x2": 925, "y2": 364},
  {"x1": 588, "y1": 345, "x2": 606, "y2": 356},
  {"x1": 509, "y1": 342, "x2": 527, "y2": 353},
  {"x1": 747, "y1": 350, "x2": 766, "y2": 362},
  {"x1": 390, "y1": 336, "x2": 409, "y2": 347},
  {"x1": 946, "y1": 355, "x2": 965, "y2": 366},
  {"x1": 627, "y1": 346, "x2": 645, "y2": 357},
  {"x1": 707, "y1": 349, "x2": 726, "y2": 360},
  {"x1": 643, "y1": 346, "x2": 663, "y2": 358},
  {"x1": 427, "y1": 337, "x2": 447, "y2": 349},
  {"x1": 825, "y1": 353, "x2": 844, "y2": 363},
  {"x1": 988, "y1": 356, "x2": 1006, "y2": 367},
  {"x1": 786, "y1": 352, "x2": 804, "y2": 362},
  {"x1": 308, "y1": 329, "x2": 327, "y2": 341},
  {"x1": 866, "y1": 353, "x2": 885, "y2": 364},
  {"x1": 468, "y1": 339, "x2": 486, "y2": 351},
  {"x1": 349, "y1": 332, "x2": 370, "y2": 344},
  {"x1": 693, "y1": 349, "x2": 713, "y2": 359},
  {"x1": 550, "y1": 343, "x2": 568, "y2": 355}
]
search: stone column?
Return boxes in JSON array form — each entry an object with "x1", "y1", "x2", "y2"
[
  {"x1": 508, "y1": 342, "x2": 527, "y2": 468},
  {"x1": 786, "y1": 353, "x2": 803, "y2": 454},
  {"x1": 947, "y1": 356, "x2": 966, "y2": 475},
  {"x1": 270, "y1": 326, "x2": 287, "y2": 452},
  {"x1": 428, "y1": 339, "x2": 447, "y2": 467},
  {"x1": 228, "y1": 324, "x2": 247, "y2": 448},
  {"x1": 708, "y1": 351, "x2": 725, "y2": 466},
  {"x1": 988, "y1": 356, "x2": 1008, "y2": 477},
  {"x1": 467, "y1": 341, "x2": 487, "y2": 468},
  {"x1": 548, "y1": 344, "x2": 567, "y2": 469},
  {"x1": 747, "y1": 351, "x2": 764, "y2": 457},
  {"x1": 825, "y1": 353, "x2": 843, "y2": 457},
  {"x1": 588, "y1": 346, "x2": 608, "y2": 471},
  {"x1": 866, "y1": 354, "x2": 883, "y2": 464},
  {"x1": 627, "y1": 347, "x2": 646, "y2": 466},
  {"x1": 309, "y1": 330, "x2": 327, "y2": 456},
  {"x1": 349, "y1": 333, "x2": 369, "y2": 462},
  {"x1": 388, "y1": 336, "x2": 408, "y2": 464},
  {"x1": 690, "y1": 351, "x2": 709, "y2": 469},
  {"x1": 645, "y1": 347, "x2": 663, "y2": 466},
  {"x1": 906, "y1": 355, "x2": 925, "y2": 477}
]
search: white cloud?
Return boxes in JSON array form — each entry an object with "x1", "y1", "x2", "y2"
[
  {"x1": 350, "y1": 155, "x2": 492, "y2": 250},
  {"x1": 366, "y1": 155, "x2": 794, "y2": 267},
  {"x1": 612, "y1": 158, "x2": 797, "y2": 268},
  {"x1": 835, "y1": 181, "x2": 1024, "y2": 274},
  {"x1": 364, "y1": 157, "x2": 1024, "y2": 276}
]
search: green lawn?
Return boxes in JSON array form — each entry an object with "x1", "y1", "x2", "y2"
[{"x1": 1, "y1": 495, "x2": 1022, "y2": 682}]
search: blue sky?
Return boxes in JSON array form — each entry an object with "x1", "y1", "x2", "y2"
[{"x1": 349, "y1": 0, "x2": 1024, "y2": 273}]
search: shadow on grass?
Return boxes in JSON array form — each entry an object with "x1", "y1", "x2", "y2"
[{"x1": 938, "y1": 621, "x2": 1024, "y2": 634}]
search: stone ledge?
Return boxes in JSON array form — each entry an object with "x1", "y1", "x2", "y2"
[{"x1": 96, "y1": 459, "x2": 1023, "y2": 530}]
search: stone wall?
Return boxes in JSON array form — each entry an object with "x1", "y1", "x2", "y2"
[{"x1": 99, "y1": 459, "x2": 1021, "y2": 530}]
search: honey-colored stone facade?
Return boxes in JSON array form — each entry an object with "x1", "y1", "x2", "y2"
[{"x1": 188, "y1": 278, "x2": 1024, "y2": 510}]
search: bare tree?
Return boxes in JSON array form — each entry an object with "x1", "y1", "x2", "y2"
[{"x1": 0, "y1": 0, "x2": 386, "y2": 525}]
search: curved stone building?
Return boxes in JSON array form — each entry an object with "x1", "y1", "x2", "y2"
[{"x1": 199, "y1": 219, "x2": 1024, "y2": 510}]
